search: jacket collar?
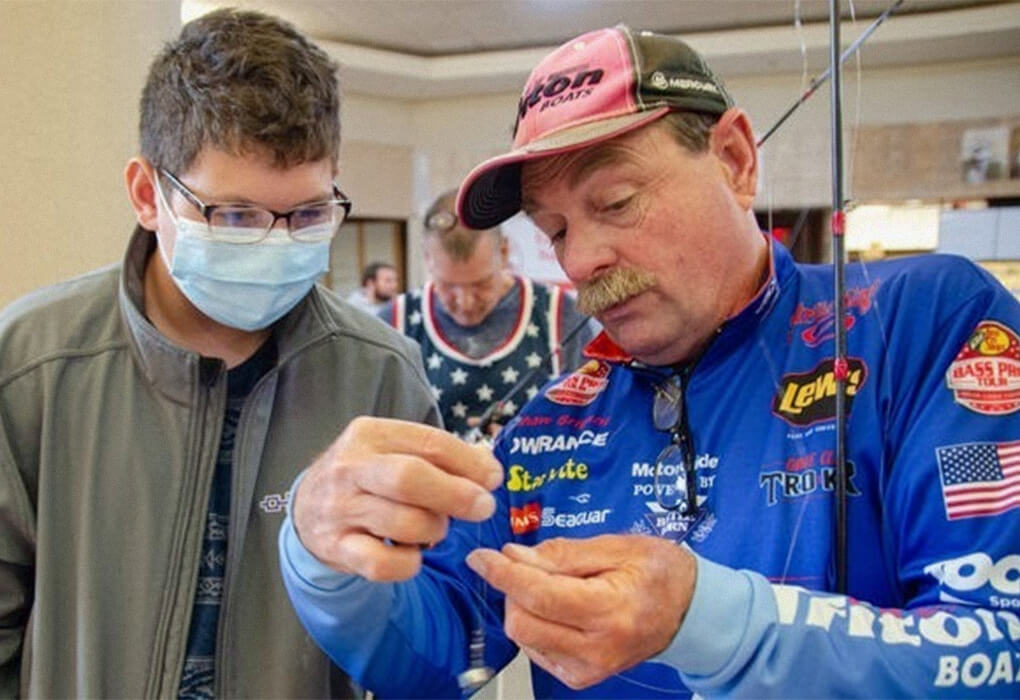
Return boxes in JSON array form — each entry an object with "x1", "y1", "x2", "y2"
[
  {"x1": 583, "y1": 235, "x2": 793, "y2": 369},
  {"x1": 117, "y1": 226, "x2": 334, "y2": 403}
]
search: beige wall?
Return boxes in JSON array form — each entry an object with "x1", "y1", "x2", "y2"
[
  {"x1": 2, "y1": 2, "x2": 1019, "y2": 306},
  {"x1": 0, "y1": 0, "x2": 181, "y2": 307}
]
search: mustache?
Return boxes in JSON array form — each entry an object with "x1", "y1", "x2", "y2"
[{"x1": 576, "y1": 267, "x2": 657, "y2": 316}]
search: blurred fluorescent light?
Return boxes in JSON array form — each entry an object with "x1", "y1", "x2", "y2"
[{"x1": 180, "y1": 1, "x2": 219, "y2": 25}]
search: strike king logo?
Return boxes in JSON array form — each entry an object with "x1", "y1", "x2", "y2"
[
  {"x1": 946, "y1": 321, "x2": 1020, "y2": 415},
  {"x1": 772, "y1": 358, "x2": 867, "y2": 426},
  {"x1": 545, "y1": 360, "x2": 610, "y2": 406},
  {"x1": 789, "y1": 282, "x2": 879, "y2": 348}
]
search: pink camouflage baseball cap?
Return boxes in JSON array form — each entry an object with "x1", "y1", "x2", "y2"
[{"x1": 457, "y1": 25, "x2": 734, "y2": 231}]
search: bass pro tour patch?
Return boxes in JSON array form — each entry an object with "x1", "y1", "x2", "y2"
[
  {"x1": 946, "y1": 320, "x2": 1020, "y2": 415},
  {"x1": 545, "y1": 360, "x2": 610, "y2": 406}
]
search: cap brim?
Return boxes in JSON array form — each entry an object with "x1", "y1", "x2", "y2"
[{"x1": 457, "y1": 107, "x2": 671, "y2": 230}]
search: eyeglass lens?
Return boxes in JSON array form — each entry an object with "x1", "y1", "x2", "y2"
[
  {"x1": 654, "y1": 442, "x2": 694, "y2": 511},
  {"x1": 208, "y1": 205, "x2": 341, "y2": 242},
  {"x1": 651, "y1": 373, "x2": 699, "y2": 515},
  {"x1": 653, "y1": 376, "x2": 683, "y2": 430},
  {"x1": 425, "y1": 210, "x2": 458, "y2": 233}
]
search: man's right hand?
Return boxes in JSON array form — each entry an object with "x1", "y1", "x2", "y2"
[{"x1": 291, "y1": 416, "x2": 504, "y2": 581}]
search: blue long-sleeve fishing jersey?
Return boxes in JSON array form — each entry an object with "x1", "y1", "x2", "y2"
[{"x1": 281, "y1": 240, "x2": 1020, "y2": 698}]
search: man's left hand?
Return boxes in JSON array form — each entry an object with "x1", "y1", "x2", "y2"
[{"x1": 466, "y1": 534, "x2": 697, "y2": 689}]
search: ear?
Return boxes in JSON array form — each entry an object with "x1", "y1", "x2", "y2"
[
  {"x1": 125, "y1": 157, "x2": 160, "y2": 231},
  {"x1": 709, "y1": 108, "x2": 758, "y2": 211}
]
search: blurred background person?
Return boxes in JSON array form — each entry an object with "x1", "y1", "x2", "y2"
[
  {"x1": 346, "y1": 260, "x2": 399, "y2": 314},
  {"x1": 381, "y1": 188, "x2": 597, "y2": 439}
]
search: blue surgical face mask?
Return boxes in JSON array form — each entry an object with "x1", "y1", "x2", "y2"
[{"x1": 154, "y1": 179, "x2": 332, "y2": 331}]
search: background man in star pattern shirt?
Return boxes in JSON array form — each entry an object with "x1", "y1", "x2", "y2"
[{"x1": 381, "y1": 189, "x2": 597, "y2": 439}]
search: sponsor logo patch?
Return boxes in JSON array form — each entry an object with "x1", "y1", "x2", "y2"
[
  {"x1": 515, "y1": 414, "x2": 611, "y2": 429},
  {"x1": 946, "y1": 321, "x2": 1020, "y2": 415},
  {"x1": 545, "y1": 360, "x2": 610, "y2": 406},
  {"x1": 509, "y1": 502, "x2": 541, "y2": 534},
  {"x1": 934, "y1": 652, "x2": 1020, "y2": 690},
  {"x1": 790, "y1": 281, "x2": 880, "y2": 348},
  {"x1": 772, "y1": 358, "x2": 867, "y2": 426},
  {"x1": 759, "y1": 457, "x2": 860, "y2": 506},
  {"x1": 541, "y1": 506, "x2": 612, "y2": 530},
  {"x1": 774, "y1": 586, "x2": 1020, "y2": 691},
  {"x1": 517, "y1": 68, "x2": 604, "y2": 124},
  {"x1": 629, "y1": 502, "x2": 716, "y2": 543},
  {"x1": 936, "y1": 440, "x2": 1020, "y2": 520},
  {"x1": 258, "y1": 491, "x2": 290, "y2": 514},
  {"x1": 924, "y1": 552, "x2": 1020, "y2": 608},
  {"x1": 508, "y1": 429, "x2": 609, "y2": 455},
  {"x1": 505, "y1": 458, "x2": 589, "y2": 493}
]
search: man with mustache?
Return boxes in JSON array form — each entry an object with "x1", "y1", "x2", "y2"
[
  {"x1": 281, "y1": 26, "x2": 1020, "y2": 698},
  {"x1": 380, "y1": 189, "x2": 595, "y2": 440}
]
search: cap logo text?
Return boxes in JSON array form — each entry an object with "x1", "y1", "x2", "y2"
[{"x1": 517, "y1": 69, "x2": 604, "y2": 124}]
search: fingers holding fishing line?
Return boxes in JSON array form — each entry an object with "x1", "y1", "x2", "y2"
[
  {"x1": 466, "y1": 535, "x2": 698, "y2": 689},
  {"x1": 291, "y1": 417, "x2": 503, "y2": 581}
]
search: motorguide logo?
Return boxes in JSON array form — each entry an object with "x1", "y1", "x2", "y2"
[{"x1": 946, "y1": 321, "x2": 1020, "y2": 415}]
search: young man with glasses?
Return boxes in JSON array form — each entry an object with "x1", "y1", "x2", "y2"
[
  {"x1": 0, "y1": 9, "x2": 437, "y2": 697},
  {"x1": 381, "y1": 189, "x2": 596, "y2": 439},
  {"x1": 282, "y1": 26, "x2": 1020, "y2": 698}
]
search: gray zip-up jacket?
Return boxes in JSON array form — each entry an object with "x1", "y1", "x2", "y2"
[{"x1": 0, "y1": 228, "x2": 440, "y2": 697}]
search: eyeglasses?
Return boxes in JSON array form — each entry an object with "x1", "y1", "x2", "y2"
[
  {"x1": 158, "y1": 167, "x2": 352, "y2": 244},
  {"x1": 425, "y1": 209, "x2": 458, "y2": 233},
  {"x1": 652, "y1": 373, "x2": 701, "y2": 516}
]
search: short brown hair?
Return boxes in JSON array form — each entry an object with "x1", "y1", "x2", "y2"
[
  {"x1": 660, "y1": 111, "x2": 719, "y2": 153},
  {"x1": 139, "y1": 8, "x2": 340, "y2": 174},
  {"x1": 423, "y1": 189, "x2": 500, "y2": 262}
]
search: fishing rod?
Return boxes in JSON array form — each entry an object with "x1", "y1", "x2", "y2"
[
  {"x1": 466, "y1": 312, "x2": 593, "y2": 442},
  {"x1": 757, "y1": 0, "x2": 904, "y2": 148},
  {"x1": 829, "y1": 0, "x2": 849, "y2": 595}
]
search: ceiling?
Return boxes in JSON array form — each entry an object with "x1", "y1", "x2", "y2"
[{"x1": 181, "y1": 0, "x2": 1020, "y2": 98}]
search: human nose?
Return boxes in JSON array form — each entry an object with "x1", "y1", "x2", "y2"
[
  {"x1": 452, "y1": 286, "x2": 476, "y2": 311},
  {"x1": 558, "y1": 224, "x2": 617, "y2": 284}
]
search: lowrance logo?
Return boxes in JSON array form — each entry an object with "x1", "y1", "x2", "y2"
[
  {"x1": 924, "y1": 552, "x2": 1020, "y2": 608},
  {"x1": 509, "y1": 430, "x2": 609, "y2": 455}
]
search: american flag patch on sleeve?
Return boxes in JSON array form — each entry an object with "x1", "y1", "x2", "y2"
[{"x1": 935, "y1": 439, "x2": 1020, "y2": 520}]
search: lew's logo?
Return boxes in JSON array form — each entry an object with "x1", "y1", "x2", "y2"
[{"x1": 772, "y1": 358, "x2": 867, "y2": 426}]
